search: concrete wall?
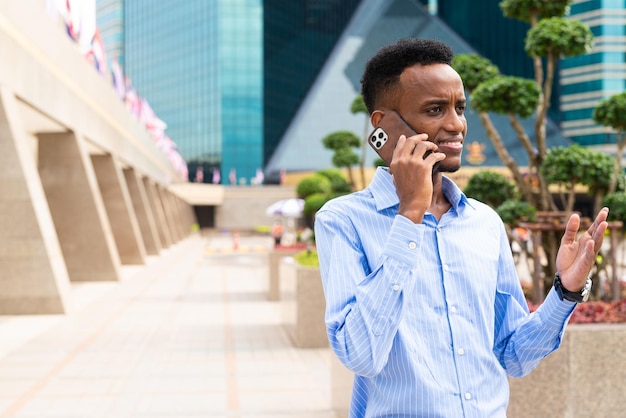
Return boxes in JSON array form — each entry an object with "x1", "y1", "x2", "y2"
[
  {"x1": 508, "y1": 324, "x2": 626, "y2": 417},
  {"x1": 0, "y1": 0, "x2": 196, "y2": 314},
  {"x1": 216, "y1": 185, "x2": 298, "y2": 231}
]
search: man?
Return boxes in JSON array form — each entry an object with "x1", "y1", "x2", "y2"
[{"x1": 313, "y1": 38, "x2": 609, "y2": 417}]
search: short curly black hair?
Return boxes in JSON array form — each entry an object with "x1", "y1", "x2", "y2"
[{"x1": 361, "y1": 38, "x2": 454, "y2": 114}]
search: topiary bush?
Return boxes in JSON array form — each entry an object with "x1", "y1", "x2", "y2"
[
  {"x1": 602, "y1": 192, "x2": 626, "y2": 231},
  {"x1": 296, "y1": 174, "x2": 332, "y2": 198},
  {"x1": 496, "y1": 199, "x2": 536, "y2": 226},
  {"x1": 303, "y1": 193, "x2": 331, "y2": 217},
  {"x1": 296, "y1": 169, "x2": 352, "y2": 230},
  {"x1": 316, "y1": 168, "x2": 352, "y2": 194},
  {"x1": 464, "y1": 170, "x2": 517, "y2": 208}
]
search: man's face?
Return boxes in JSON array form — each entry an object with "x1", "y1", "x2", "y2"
[{"x1": 394, "y1": 63, "x2": 467, "y2": 173}]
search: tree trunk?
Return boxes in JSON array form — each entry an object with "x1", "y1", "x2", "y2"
[
  {"x1": 359, "y1": 118, "x2": 369, "y2": 189},
  {"x1": 609, "y1": 131, "x2": 626, "y2": 194},
  {"x1": 478, "y1": 112, "x2": 535, "y2": 204}
]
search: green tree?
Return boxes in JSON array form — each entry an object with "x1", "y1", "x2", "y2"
[
  {"x1": 322, "y1": 131, "x2": 361, "y2": 188},
  {"x1": 603, "y1": 192, "x2": 626, "y2": 231},
  {"x1": 452, "y1": 0, "x2": 594, "y2": 212},
  {"x1": 593, "y1": 91, "x2": 626, "y2": 193},
  {"x1": 601, "y1": 192, "x2": 626, "y2": 300},
  {"x1": 452, "y1": 0, "x2": 595, "y2": 287},
  {"x1": 541, "y1": 145, "x2": 615, "y2": 213},
  {"x1": 351, "y1": 95, "x2": 369, "y2": 188}
]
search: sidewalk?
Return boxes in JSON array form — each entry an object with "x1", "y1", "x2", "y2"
[{"x1": 0, "y1": 232, "x2": 337, "y2": 418}]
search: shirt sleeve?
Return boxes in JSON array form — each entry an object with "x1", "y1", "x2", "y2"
[
  {"x1": 492, "y1": 223, "x2": 576, "y2": 378},
  {"x1": 314, "y1": 207, "x2": 423, "y2": 378}
]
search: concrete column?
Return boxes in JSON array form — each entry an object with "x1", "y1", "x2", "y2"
[
  {"x1": 186, "y1": 201, "x2": 197, "y2": 232},
  {"x1": 166, "y1": 191, "x2": 182, "y2": 242},
  {"x1": 157, "y1": 186, "x2": 179, "y2": 244},
  {"x1": 123, "y1": 168, "x2": 161, "y2": 255},
  {"x1": 143, "y1": 177, "x2": 172, "y2": 248},
  {"x1": 38, "y1": 131, "x2": 120, "y2": 282},
  {"x1": 170, "y1": 195, "x2": 183, "y2": 240},
  {"x1": 91, "y1": 155, "x2": 145, "y2": 265},
  {"x1": 171, "y1": 194, "x2": 185, "y2": 241},
  {"x1": 0, "y1": 88, "x2": 70, "y2": 314},
  {"x1": 179, "y1": 197, "x2": 193, "y2": 237}
]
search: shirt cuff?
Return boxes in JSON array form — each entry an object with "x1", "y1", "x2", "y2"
[
  {"x1": 540, "y1": 286, "x2": 577, "y2": 329},
  {"x1": 382, "y1": 215, "x2": 425, "y2": 266}
]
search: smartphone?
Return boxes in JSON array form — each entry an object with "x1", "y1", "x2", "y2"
[{"x1": 368, "y1": 110, "x2": 439, "y2": 173}]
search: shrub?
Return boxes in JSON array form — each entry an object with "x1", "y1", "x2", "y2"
[
  {"x1": 293, "y1": 249, "x2": 319, "y2": 267},
  {"x1": 296, "y1": 174, "x2": 331, "y2": 198},
  {"x1": 373, "y1": 157, "x2": 387, "y2": 168},
  {"x1": 304, "y1": 193, "x2": 330, "y2": 217},
  {"x1": 602, "y1": 192, "x2": 626, "y2": 230},
  {"x1": 528, "y1": 299, "x2": 626, "y2": 324},
  {"x1": 317, "y1": 168, "x2": 351, "y2": 194},
  {"x1": 464, "y1": 170, "x2": 516, "y2": 208},
  {"x1": 496, "y1": 199, "x2": 536, "y2": 226}
]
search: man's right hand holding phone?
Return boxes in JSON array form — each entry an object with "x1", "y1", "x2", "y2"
[{"x1": 390, "y1": 133, "x2": 446, "y2": 224}]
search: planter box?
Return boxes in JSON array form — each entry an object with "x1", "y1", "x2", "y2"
[
  {"x1": 266, "y1": 247, "x2": 304, "y2": 301},
  {"x1": 508, "y1": 324, "x2": 626, "y2": 417},
  {"x1": 280, "y1": 260, "x2": 328, "y2": 348}
]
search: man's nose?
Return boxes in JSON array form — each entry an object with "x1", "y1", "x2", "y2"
[{"x1": 444, "y1": 111, "x2": 466, "y2": 133}]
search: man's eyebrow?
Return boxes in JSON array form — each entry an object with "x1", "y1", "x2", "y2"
[{"x1": 423, "y1": 98, "x2": 467, "y2": 105}]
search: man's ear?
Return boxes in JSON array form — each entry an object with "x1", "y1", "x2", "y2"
[{"x1": 370, "y1": 110, "x2": 385, "y2": 128}]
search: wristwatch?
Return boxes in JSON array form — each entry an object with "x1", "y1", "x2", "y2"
[{"x1": 553, "y1": 272, "x2": 592, "y2": 303}]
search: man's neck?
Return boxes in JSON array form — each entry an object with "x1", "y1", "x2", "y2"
[{"x1": 428, "y1": 175, "x2": 451, "y2": 221}]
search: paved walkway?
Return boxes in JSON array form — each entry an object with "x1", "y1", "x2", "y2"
[{"x1": 0, "y1": 232, "x2": 337, "y2": 418}]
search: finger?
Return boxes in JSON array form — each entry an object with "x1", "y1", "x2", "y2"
[
  {"x1": 588, "y1": 207, "x2": 609, "y2": 236},
  {"x1": 584, "y1": 239, "x2": 598, "y2": 265},
  {"x1": 561, "y1": 213, "x2": 581, "y2": 245},
  {"x1": 592, "y1": 219, "x2": 608, "y2": 253},
  {"x1": 391, "y1": 135, "x2": 409, "y2": 163},
  {"x1": 586, "y1": 208, "x2": 609, "y2": 251},
  {"x1": 424, "y1": 151, "x2": 446, "y2": 165}
]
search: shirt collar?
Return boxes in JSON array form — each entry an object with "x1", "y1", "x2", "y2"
[{"x1": 369, "y1": 166, "x2": 474, "y2": 213}]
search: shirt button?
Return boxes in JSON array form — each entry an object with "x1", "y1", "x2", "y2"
[
  {"x1": 408, "y1": 242, "x2": 416, "y2": 249},
  {"x1": 465, "y1": 392, "x2": 472, "y2": 400},
  {"x1": 436, "y1": 226, "x2": 442, "y2": 232},
  {"x1": 457, "y1": 348, "x2": 465, "y2": 355},
  {"x1": 392, "y1": 284, "x2": 400, "y2": 291},
  {"x1": 449, "y1": 306, "x2": 457, "y2": 313},
  {"x1": 443, "y1": 264, "x2": 449, "y2": 271}
]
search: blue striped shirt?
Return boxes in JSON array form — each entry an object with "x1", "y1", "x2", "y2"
[{"x1": 314, "y1": 167, "x2": 576, "y2": 418}]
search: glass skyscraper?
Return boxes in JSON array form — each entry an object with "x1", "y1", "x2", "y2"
[
  {"x1": 559, "y1": 0, "x2": 626, "y2": 145},
  {"x1": 263, "y1": 0, "x2": 362, "y2": 167},
  {"x1": 96, "y1": 0, "x2": 360, "y2": 184},
  {"x1": 98, "y1": 0, "x2": 262, "y2": 184}
]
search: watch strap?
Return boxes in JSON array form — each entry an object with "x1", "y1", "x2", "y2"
[{"x1": 553, "y1": 272, "x2": 592, "y2": 303}]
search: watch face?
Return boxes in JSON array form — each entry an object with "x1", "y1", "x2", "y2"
[{"x1": 581, "y1": 278, "x2": 592, "y2": 302}]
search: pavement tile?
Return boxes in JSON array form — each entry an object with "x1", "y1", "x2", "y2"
[{"x1": 0, "y1": 233, "x2": 339, "y2": 418}]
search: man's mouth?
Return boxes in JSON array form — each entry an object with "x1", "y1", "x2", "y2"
[{"x1": 436, "y1": 140, "x2": 463, "y2": 152}]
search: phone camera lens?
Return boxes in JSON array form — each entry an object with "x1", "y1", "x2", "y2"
[
  {"x1": 378, "y1": 132, "x2": 384, "y2": 139},
  {"x1": 376, "y1": 141, "x2": 382, "y2": 148}
]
